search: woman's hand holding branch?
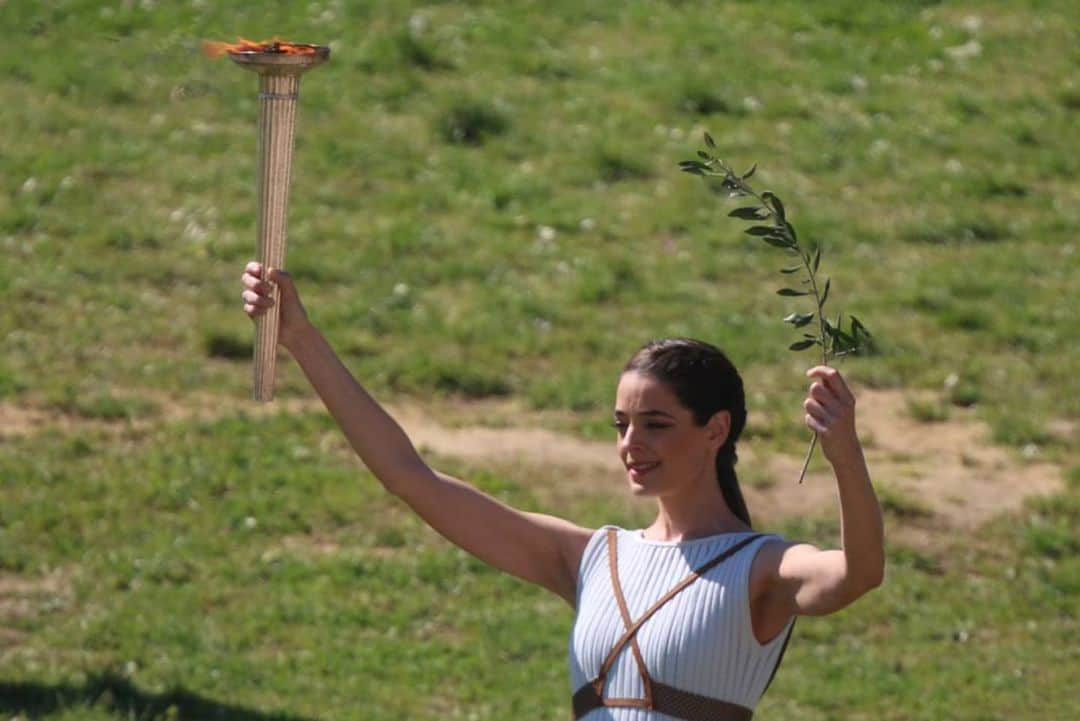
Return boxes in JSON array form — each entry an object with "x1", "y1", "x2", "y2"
[{"x1": 802, "y1": 365, "x2": 862, "y2": 467}]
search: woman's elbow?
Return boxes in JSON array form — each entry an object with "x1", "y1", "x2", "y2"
[
  {"x1": 853, "y1": 564, "x2": 885, "y2": 596},
  {"x1": 376, "y1": 457, "x2": 434, "y2": 499},
  {"x1": 835, "y1": 566, "x2": 884, "y2": 608}
]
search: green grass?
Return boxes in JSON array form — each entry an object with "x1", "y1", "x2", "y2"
[
  {"x1": 1, "y1": 414, "x2": 1077, "y2": 720},
  {"x1": 1, "y1": 0, "x2": 1077, "y2": 447},
  {"x1": 1, "y1": 1, "x2": 1078, "y2": 719}
]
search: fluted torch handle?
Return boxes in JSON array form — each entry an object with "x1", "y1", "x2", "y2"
[
  {"x1": 250, "y1": 71, "x2": 301, "y2": 402},
  {"x1": 252, "y1": 261, "x2": 284, "y2": 403}
]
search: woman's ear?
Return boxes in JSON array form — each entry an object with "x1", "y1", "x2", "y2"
[{"x1": 706, "y1": 410, "x2": 731, "y2": 450}]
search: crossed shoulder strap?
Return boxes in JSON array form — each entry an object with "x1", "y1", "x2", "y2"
[{"x1": 572, "y1": 528, "x2": 769, "y2": 721}]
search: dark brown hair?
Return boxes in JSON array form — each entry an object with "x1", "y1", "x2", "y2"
[{"x1": 623, "y1": 338, "x2": 751, "y2": 528}]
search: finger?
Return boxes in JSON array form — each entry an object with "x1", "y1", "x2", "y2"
[
  {"x1": 244, "y1": 302, "x2": 268, "y2": 317},
  {"x1": 242, "y1": 273, "x2": 272, "y2": 295},
  {"x1": 807, "y1": 366, "x2": 855, "y2": 404},
  {"x1": 809, "y1": 381, "x2": 846, "y2": 415},
  {"x1": 805, "y1": 413, "x2": 828, "y2": 435},
  {"x1": 803, "y1": 398, "x2": 833, "y2": 426},
  {"x1": 245, "y1": 261, "x2": 263, "y2": 277},
  {"x1": 267, "y1": 268, "x2": 302, "y2": 305},
  {"x1": 267, "y1": 267, "x2": 294, "y2": 293},
  {"x1": 242, "y1": 290, "x2": 274, "y2": 307}
]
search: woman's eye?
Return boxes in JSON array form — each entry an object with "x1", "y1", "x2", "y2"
[{"x1": 611, "y1": 421, "x2": 670, "y2": 432}]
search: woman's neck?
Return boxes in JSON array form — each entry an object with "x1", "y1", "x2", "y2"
[{"x1": 644, "y1": 485, "x2": 750, "y2": 542}]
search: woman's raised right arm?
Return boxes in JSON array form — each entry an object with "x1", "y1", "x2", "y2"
[{"x1": 241, "y1": 262, "x2": 593, "y2": 605}]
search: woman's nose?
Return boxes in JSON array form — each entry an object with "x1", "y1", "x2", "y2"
[{"x1": 619, "y1": 424, "x2": 643, "y2": 453}]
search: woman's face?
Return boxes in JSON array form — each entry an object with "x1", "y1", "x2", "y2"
[{"x1": 613, "y1": 371, "x2": 729, "y2": 499}]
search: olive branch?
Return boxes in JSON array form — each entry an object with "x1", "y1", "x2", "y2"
[{"x1": 680, "y1": 132, "x2": 873, "y2": 483}]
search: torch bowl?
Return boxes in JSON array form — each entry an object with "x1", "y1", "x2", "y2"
[{"x1": 228, "y1": 45, "x2": 330, "y2": 74}]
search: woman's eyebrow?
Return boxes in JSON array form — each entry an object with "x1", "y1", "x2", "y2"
[{"x1": 613, "y1": 409, "x2": 676, "y2": 419}]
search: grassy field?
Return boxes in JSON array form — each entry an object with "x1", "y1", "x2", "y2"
[{"x1": 1, "y1": 1, "x2": 1077, "y2": 719}]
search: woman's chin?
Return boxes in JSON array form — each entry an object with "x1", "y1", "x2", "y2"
[{"x1": 626, "y1": 475, "x2": 659, "y2": 496}]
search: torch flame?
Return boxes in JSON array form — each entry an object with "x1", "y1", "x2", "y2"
[{"x1": 202, "y1": 37, "x2": 321, "y2": 59}]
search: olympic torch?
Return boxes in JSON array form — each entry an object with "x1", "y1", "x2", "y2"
[{"x1": 205, "y1": 38, "x2": 329, "y2": 401}]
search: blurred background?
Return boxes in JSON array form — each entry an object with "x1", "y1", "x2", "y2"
[{"x1": 1, "y1": 1, "x2": 1076, "y2": 719}]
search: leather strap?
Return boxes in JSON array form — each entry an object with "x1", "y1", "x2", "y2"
[
  {"x1": 762, "y1": 617, "x2": 795, "y2": 695},
  {"x1": 573, "y1": 679, "x2": 754, "y2": 721},
  {"x1": 605, "y1": 528, "x2": 653, "y2": 707},
  {"x1": 593, "y1": 531, "x2": 763, "y2": 691}
]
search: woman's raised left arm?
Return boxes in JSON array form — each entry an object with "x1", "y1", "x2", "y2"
[{"x1": 755, "y1": 366, "x2": 885, "y2": 620}]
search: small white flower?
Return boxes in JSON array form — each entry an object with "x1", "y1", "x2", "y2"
[
  {"x1": 244, "y1": 516, "x2": 257, "y2": 529},
  {"x1": 20, "y1": 177, "x2": 38, "y2": 194},
  {"x1": 536, "y1": 225, "x2": 556, "y2": 242},
  {"x1": 184, "y1": 221, "x2": 207, "y2": 242},
  {"x1": 393, "y1": 282, "x2": 410, "y2": 296},
  {"x1": 742, "y1": 96, "x2": 762, "y2": 111},
  {"x1": 945, "y1": 40, "x2": 982, "y2": 61},
  {"x1": 944, "y1": 373, "x2": 959, "y2": 390},
  {"x1": 579, "y1": 217, "x2": 596, "y2": 231}
]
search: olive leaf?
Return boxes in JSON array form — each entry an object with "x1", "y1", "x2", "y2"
[
  {"x1": 784, "y1": 312, "x2": 815, "y2": 327},
  {"x1": 680, "y1": 132, "x2": 875, "y2": 483}
]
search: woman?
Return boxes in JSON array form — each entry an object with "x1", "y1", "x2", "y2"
[{"x1": 241, "y1": 262, "x2": 884, "y2": 720}]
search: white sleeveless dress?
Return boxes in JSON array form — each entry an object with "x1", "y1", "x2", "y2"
[{"x1": 568, "y1": 526, "x2": 795, "y2": 719}]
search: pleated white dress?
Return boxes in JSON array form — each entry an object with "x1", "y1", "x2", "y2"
[{"x1": 568, "y1": 526, "x2": 795, "y2": 720}]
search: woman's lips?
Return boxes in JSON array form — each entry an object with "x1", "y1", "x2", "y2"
[{"x1": 628, "y1": 461, "x2": 660, "y2": 479}]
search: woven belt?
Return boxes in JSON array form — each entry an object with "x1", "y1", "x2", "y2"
[{"x1": 572, "y1": 678, "x2": 753, "y2": 720}]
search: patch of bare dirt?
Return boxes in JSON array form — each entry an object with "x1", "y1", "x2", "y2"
[
  {"x1": 0, "y1": 403, "x2": 60, "y2": 439},
  {"x1": 0, "y1": 392, "x2": 324, "y2": 441},
  {"x1": 0, "y1": 386, "x2": 1067, "y2": 546},
  {"x1": 398, "y1": 389, "x2": 1065, "y2": 535},
  {"x1": 858, "y1": 390, "x2": 1063, "y2": 525},
  {"x1": 0, "y1": 570, "x2": 72, "y2": 650}
]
